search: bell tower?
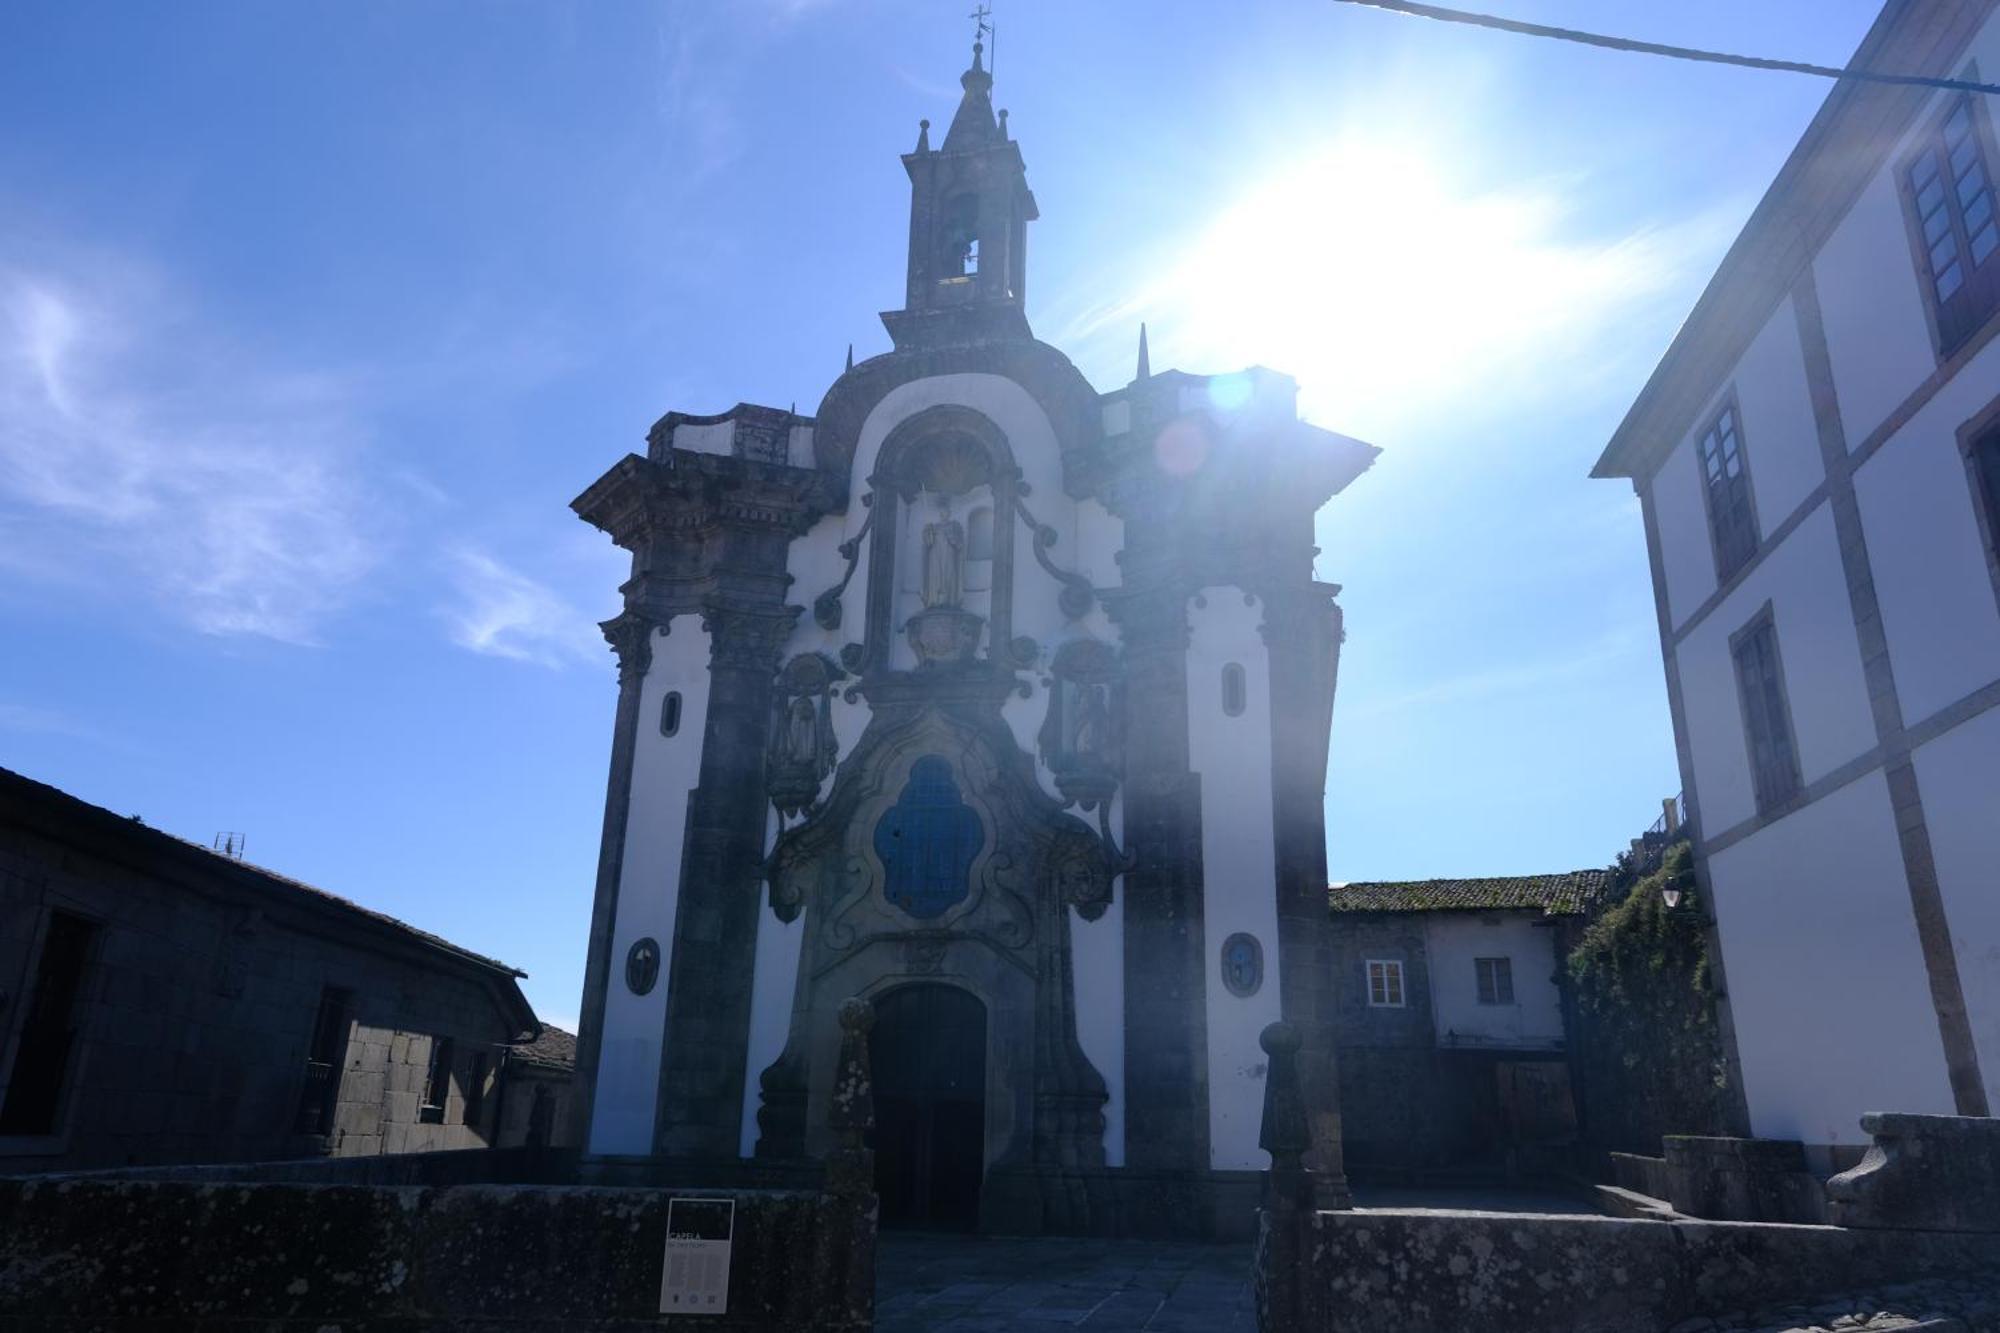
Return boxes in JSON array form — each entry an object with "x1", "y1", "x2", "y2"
[{"x1": 883, "y1": 40, "x2": 1039, "y2": 350}]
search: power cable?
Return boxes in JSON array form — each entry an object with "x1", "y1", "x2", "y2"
[{"x1": 1332, "y1": 0, "x2": 2000, "y2": 96}]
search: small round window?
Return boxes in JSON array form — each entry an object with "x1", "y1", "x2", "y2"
[
  {"x1": 660, "y1": 691, "x2": 683, "y2": 737},
  {"x1": 1221, "y1": 663, "x2": 1246, "y2": 717},
  {"x1": 625, "y1": 937, "x2": 661, "y2": 995}
]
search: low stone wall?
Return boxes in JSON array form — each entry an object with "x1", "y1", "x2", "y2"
[
  {"x1": 0, "y1": 1176, "x2": 874, "y2": 1330},
  {"x1": 38, "y1": 1143, "x2": 580, "y2": 1188},
  {"x1": 1257, "y1": 1208, "x2": 2000, "y2": 1333}
]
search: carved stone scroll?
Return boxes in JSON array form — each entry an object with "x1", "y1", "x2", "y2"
[{"x1": 1012, "y1": 492, "x2": 1096, "y2": 620}]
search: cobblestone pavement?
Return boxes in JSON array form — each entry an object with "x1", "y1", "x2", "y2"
[
  {"x1": 1683, "y1": 1272, "x2": 2000, "y2": 1333},
  {"x1": 873, "y1": 1233, "x2": 1255, "y2": 1332}
]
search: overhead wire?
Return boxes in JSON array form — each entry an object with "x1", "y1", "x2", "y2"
[{"x1": 1331, "y1": 0, "x2": 2000, "y2": 96}]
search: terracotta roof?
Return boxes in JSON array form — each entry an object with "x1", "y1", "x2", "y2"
[
  {"x1": 511, "y1": 1023, "x2": 576, "y2": 1072},
  {"x1": 1329, "y1": 870, "x2": 1612, "y2": 917}
]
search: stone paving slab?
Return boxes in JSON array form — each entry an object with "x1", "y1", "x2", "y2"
[{"x1": 874, "y1": 1234, "x2": 1255, "y2": 1332}]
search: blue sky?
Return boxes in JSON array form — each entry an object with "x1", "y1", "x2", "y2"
[{"x1": 0, "y1": 1, "x2": 1883, "y2": 1029}]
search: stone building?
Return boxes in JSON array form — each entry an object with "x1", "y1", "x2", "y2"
[
  {"x1": 1329, "y1": 872, "x2": 1604, "y2": 1175},
  {"x1": 1596, "y1": 0, "x2": 2000, "y2": 1166},
  {"x1": 492, "y1": 1022, "x2": 577, "y2": 1149},
  {"x1": 571, "y1": 41, "x2": 1377, "y2": 1232},
  {"x1": 0, "y1": 765, "x2": 547, "y2": 1171}
]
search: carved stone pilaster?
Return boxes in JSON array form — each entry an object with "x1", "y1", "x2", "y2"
[
  {"x1": 573, "y1": 608, "x2": 664, "y2": 1146},
  {"x1": 1259, "y1": 583, "x2": 1351, "y2": 1204},
  {"x1": 701, "y1": 604, "x2": 798, "y2": 676},
  {"x1": 654, "y1": 598, "x2": 801, "y2": 1159},
  {"x1": 600, "y1": 609, "x2": 660, "y2": 685},
  {"x1": 1105, "y1": 582, "x2": 1210, "y2": 1171}
]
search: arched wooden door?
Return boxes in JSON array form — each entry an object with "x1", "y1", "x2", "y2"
[{"x1": 871, "y1": 983, "x2": 987, "y2": 1230}]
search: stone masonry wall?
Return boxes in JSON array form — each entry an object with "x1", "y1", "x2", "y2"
[
  {"x1": 0, "y1": 1176, "x2": 874, "y2": 1331},
  {"x1": 1260, "y1": 1207, "x2": 2000, "y2": 1333},
  {"x1": 0, "y1": 799, "x2": 528, "y2": 1172}
]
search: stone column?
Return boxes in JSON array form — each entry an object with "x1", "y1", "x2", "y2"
[
  {"x1": 653, "y1": 602, "x2": 798, "y2": 1158},
  {"x1": 1109, "y1": 583, "x2": 1211, "y2": 1171},
  {"x1": 570, "y1": 608, "x2": 658, "y2": 1149},
  {"x1": 1261, "y1": 588, "x2": 1351, "y2": 1204}
]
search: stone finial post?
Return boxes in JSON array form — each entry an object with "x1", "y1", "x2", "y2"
[
  {"x1": 1259, "y1": 1021, "x2": 1313, "y2": 1211},
  {"x1": 1257, "y1": 1021, "x2": 1315, "y2": 1333},
  {"x1": 822, "y1": 996, "x2": 878, "y2": 1331},
  {"x1": 826, "y1": 997, "x2": 876, "y2": 1199}
]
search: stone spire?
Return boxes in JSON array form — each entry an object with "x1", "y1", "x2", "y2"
[
  {"x1": 1136, "y1": 323, "x2": 1151, "y2": 381},
  {"x1": 942, "y1": 42, "x2": 999, "y2": 151}
]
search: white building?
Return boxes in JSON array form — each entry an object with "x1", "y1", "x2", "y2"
[
  {"x1": 1596, "y1": 0, "x2": 2000, "y2": 1166},
  {"x1": 568, "y1": 41, "x2": 1377, "y2": 1233}
]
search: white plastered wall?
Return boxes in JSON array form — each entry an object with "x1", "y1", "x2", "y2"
[
  {"x1": 1188, "y1": 586, "x2": 1283, "y2": 1170},
  {"x1": 1815, "y1": 170, "x2": 1940, "y2": 446},
  {"x1": 1421, "y1": 914, "x2": 1564, "y2": 1049},
  {"x1": 1910, "y1": 706, "x2": 2000, "y2": 1117},
  {"x1": 1852, "y1": 335, "x2": 2000, "y2": 724},
  {"x1": 1654, "y1": 296, "x2": 1824, "y2": 634},
  {"x1": 1706, "y1": 770, "x2": 1957, "y2": 1145},
  {"x1": 589, "y1": 620, "x2": 713, "y2": 1154},
  {"x1": 1655, "y1": 439, "x2": 1715, "y2": 629},
  {"x1": 1675, "y1": 507, "x2": 1876, "y2": 835},
  {"x1": 1729, "y1": 296, "x2": 1825, "y2": 530}
]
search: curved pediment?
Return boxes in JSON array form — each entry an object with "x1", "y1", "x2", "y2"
[{"x1": 811, "y1": 340, "x2": 1102, "y2": 503}]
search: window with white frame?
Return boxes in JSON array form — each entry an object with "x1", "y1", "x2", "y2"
[
  {"x1": 1475, "y1": 956, "x2": 1514, "y2": 1006},
  {"x1": 1365, "y1": 959, "x2": 1405, "y2": 1008}
]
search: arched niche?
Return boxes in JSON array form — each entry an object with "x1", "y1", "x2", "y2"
[{"x1": 862, "y1": 405, "x2": 1023, "y2": 676}]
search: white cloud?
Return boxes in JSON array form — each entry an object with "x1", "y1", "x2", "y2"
[
  {"x1": 0, "y1": 262, "x2": 383, "y2": 644},
  {"x1": 0, "y1": 702, "x2": 101, "y2": 741},
  {"x1": 439, "y1": 545, "x2": 602, "y2": 669}
]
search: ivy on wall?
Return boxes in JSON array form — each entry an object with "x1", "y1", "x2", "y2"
[{"x1": 1566, "y1": 841, "x2": 1731, "y2": 1153}]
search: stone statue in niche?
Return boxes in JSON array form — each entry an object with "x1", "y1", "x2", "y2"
[
  {"x1": 782, "y1": 695, "x2": 820, "y2": 766},
  {"x1": 768, "y1": 653, "x2": 844, "y2": 818},
  {"x1": 1039, "y1": 639, "x2": 1123, "y2": 811},
  {"x1": 904, "y1": 495, "x2": 984, "y2": 668},
  {"x1": 1070, "y1": 682, "x2": 1109, "y2": 760},
  {"x1": 921, "y1": 514, "x2": 965, "y2": 609}
]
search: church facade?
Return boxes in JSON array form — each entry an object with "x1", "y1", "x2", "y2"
[{"x1": 570, "y1": 43, "x2": 1376, "y2": 1232}]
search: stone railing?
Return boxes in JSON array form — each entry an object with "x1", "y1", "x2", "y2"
[{"x1": 1252, "y1": 1026, "x2": 1999, "y2": 1333}]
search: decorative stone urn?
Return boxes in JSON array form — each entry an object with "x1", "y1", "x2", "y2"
[{"x1": 904, "y1": 605, "x2": 984, "y2": 668}]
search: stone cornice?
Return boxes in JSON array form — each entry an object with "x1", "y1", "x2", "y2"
[{"x1": 571, "y1": 450, "x2": 838, "y2": 551}]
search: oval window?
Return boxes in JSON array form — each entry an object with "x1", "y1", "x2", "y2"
[
  {"x1": 625, "y1": 937, "x2": 661, "y2": 996},
  {"x1": 1221, "y1": 932, "x2": 1263, "y2": 997},
  {"x1": 1221, "y1": 663, "x2": 1246, "y2": 717},
  {"x1": 661, "y1": 691, "x2": 683, "y2": 737}
]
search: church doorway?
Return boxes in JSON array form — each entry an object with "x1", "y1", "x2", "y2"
[{"x1": 870, "y1": 982, "x2": 987, "y2": 1230}]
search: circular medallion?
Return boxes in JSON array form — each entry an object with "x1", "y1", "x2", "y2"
[
  {"x1": 625, "y1": 937, "x2": 661, "y2": 996},
  {"x1": 1221, "y1": 932, "x2": 1263, "y2": 998}
]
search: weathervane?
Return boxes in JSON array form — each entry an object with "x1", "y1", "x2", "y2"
[{"x1": 970, "y1": 3, "x2": 994, "y2": 75}]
